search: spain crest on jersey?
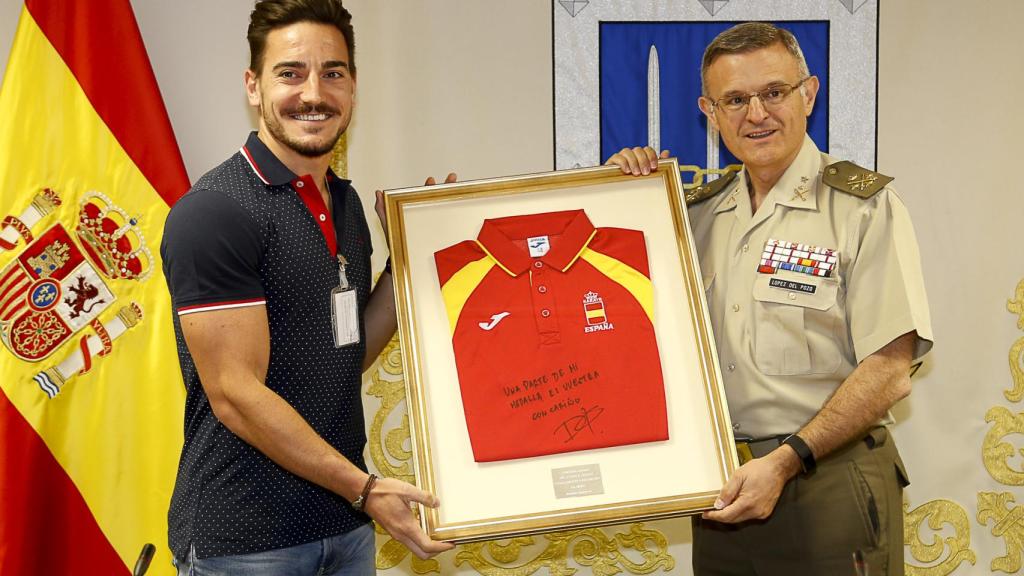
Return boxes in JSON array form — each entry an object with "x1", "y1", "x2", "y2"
[
  {"x1": 582, "y1": 291, "x2": 615, "y2": 333},
  {"x1": 0, "y1": 188, "x2": 149, "y2": 398},
  {"x1": 583, "y1": 291, "x2": 607, "y2": 325}
]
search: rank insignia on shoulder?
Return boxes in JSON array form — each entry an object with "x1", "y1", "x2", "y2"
[
  {"x1": 685, "y1": 170, "x2": 737, "y2": 206},
  {"x1": 823, "y1": 161, "x2": 893, "y2": 199}
]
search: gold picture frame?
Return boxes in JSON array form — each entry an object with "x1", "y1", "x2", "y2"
[{"x1": 384, "y1": 159, "x2": 736, "y2": 543}]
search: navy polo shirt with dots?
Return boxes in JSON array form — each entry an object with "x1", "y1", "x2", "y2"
[{"x1": 161, "y1": 132, "x2": 373, "y2": 559}]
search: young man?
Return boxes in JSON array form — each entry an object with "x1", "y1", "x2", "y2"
[
  {"x1": 161, "y1": 1, "x2": 454, "y2": 573},
  {"x1": 608, "y1": 22, "x2": 932, "y2": 575}
]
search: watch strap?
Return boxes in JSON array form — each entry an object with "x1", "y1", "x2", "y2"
[{"x1": 783, "y1": 434, "x2": 816, "y2": 474}]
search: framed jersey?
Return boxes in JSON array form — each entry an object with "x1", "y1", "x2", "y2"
[{"x1": 384, "y1": 160, "x2": 735, "y2": 543}]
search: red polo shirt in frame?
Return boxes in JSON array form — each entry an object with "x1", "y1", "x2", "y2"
[{"x1": 434, "y1": 210, "x2": 668, "y2": 462}]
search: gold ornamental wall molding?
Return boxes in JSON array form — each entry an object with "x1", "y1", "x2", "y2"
[
  {"x1": 453, "y1": 524, "x2": 674, "y2": 576},
  {"x1": 884, "y1": 280, "x2": 1024, "y2": 575},
  {"x1": 904, "y1": 499, "x2": 976, "y2": 576},
  {"x1": 972, "y1": 279, "x2": 1024, "y2": 574},
  {"x1": 978, "y1": 491, "x2": 1024, "y2": 573},
  {"x1": 1007, "y1": 280, "x2": 1024, "y2": 402},
  {"x1": 983, "y1": 407, "x2": 1024, "y2": 486},
  {"x1": 956, "y1": 277, "x2": 1024, "y2": 575}
]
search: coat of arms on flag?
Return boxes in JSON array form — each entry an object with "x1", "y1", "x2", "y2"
[{"x1": 0, "y1": 187, "x2": 148, "y2": 398}]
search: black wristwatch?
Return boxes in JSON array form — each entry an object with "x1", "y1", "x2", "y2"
[{"x1": 783, "y1": 434, "x2": 816, "y2": 474}]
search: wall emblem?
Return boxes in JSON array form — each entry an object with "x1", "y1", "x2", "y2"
[{"x1": 0, "y1": 188, "x2": 149, "y2": 398}]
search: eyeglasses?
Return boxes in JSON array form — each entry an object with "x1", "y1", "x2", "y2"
[{"x1": 710, "y1": 77, "x2": 809, "y2": 114}]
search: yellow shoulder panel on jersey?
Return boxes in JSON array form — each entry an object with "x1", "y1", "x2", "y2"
[
  {"x1": 440, "y1": 256, "x2": 495, "y2": 336},
  {"x1": 822, "y1": 161, "x2": 893, "y2": 199},
  {"x1": 579, "y1": 248, "x2": 653, "y2": 322}
]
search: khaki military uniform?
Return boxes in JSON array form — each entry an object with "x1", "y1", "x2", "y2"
[{"x1": 687, "y1": 136, "x2": 933, "y2": 576}]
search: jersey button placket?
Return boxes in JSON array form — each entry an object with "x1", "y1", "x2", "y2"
[{"x1": 531, "y1": 261, "x2": 559, "y2": 344}]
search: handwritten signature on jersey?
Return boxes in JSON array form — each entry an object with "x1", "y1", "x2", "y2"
[{"x1": 554, "y1": 405, "x2": 604, "y2": 443}]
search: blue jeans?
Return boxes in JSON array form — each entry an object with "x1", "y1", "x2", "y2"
[{"x1": 174, "y1": 523, "x2": 376, "y2": 576}]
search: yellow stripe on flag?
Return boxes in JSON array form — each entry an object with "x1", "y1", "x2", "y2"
[{"x1": 0, "y1": 10, "x2": 183, "y2": 573}]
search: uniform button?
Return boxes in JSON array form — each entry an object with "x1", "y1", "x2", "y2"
[
  {"x1": 538, "y1": 285, "x2": 548, "y2": 293},
  {"x1": 541, "y1": 309, "x2": 551, "y2": 317},
  {"x1": 319, "y1": 214, "x2": 327, "y2": 222},
  {"x1": 732, "y1": 304, "x2": 740, "y2": 312},
  {"x1": 534, "y1": 261, "x2": 543, "y2": 269},
  {"x1": 727, "y1": 363, "x2": 736, "y2": 372},
  {"x1": 742, "y1": 244, "x2": 749, "y2": 253},
  {"x1": 295, "y1": 181, "x2": 304, "y2": 188},
  {"x1": 788, "y1": 292, "x2": 797, "y2": 300}
]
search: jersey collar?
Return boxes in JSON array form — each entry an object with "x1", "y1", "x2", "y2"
[
  {"x1": 476, "y1": 210, "x2": 596, "y2": 276},
  {"x1": 239, "y1": 131, "x2": 351, "y2": 189}
]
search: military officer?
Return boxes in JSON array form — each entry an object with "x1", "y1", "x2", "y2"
[{"x1": 608, "y1": 22, "x2": 933, "y2": 575}]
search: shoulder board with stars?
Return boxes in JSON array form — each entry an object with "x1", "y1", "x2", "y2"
[
  {"x1": 822, "y1": 161, "x2": 894, "y2": 199},
  {"x1": 685, "y1": 170, "x2": 737, "y2": 206}
]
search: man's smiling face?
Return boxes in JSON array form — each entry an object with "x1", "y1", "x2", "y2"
[
  {"x1": 246, "y1": 21, "x2": 355, "y2": 160},
  {"x1": 699, "y1": 42, "x2": 818, "y2": 175}
]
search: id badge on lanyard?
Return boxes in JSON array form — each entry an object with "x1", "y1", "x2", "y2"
[{"x1": 331, "y1": 254, "x2": 360, "y2": 347}]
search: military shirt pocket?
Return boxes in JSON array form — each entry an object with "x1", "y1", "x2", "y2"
[{"x1": 751, "y1": 272, "x2": 841, "y2": 375}]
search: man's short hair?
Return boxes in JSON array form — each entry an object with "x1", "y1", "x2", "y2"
[
  {"x1": 248, "y1": 0, "x2": 356, "y2": 77},
  {"x1": 700, "y1": 22, "x2": 809, "y2": 96}
]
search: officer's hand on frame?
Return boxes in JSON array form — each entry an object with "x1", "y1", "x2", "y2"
[
  {"x1": 604, "y1": 147, "x2": 669, "y2": 176},
  {"x1": 363, "y1": 476, "x2": 455, "y2": 559},
  {"x1": 374, "y1": 173, "x2": 457, "y2": 246},
  {"x1": 701, "y1": 448, "x2": 793, "y2": 524}
]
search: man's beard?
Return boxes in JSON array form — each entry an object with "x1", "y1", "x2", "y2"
[{"x1": 262, "y1": 102, "x2": 346, "y2": 158}]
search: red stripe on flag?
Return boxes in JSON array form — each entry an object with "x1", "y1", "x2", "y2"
[
  {"x1": 25, "y1": 0, "x2": 190, "y2": 207},
  {"x1": 0, "y1": 268, "x2": 28, "y2": 304},
  {"x1": 0, "y1": 391, "x2": 128, "y2": 575}
]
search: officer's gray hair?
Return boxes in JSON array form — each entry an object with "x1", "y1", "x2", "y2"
[{"x1": 701, "y1": 22, "x2": 811, "y2": 97}]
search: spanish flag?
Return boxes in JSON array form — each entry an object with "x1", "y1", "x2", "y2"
[{"x1": 0, "y1": 1, "x2": 188, "y2": 574}]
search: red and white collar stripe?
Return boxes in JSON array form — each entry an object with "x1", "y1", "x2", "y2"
[
  {"x1": 240, "y1": 146, "x2": 271, "y2": 185},
  {"x1": 177, "y1": 298, "x2": 266, "y2": 316}
]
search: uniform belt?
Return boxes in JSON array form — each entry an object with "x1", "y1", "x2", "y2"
[
  {"x1": 735, "y1": 435, "x2": 790, "y2": 465},
  {"x1": 735, "y1": 429, "x2": 883, "y2": 466}
]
